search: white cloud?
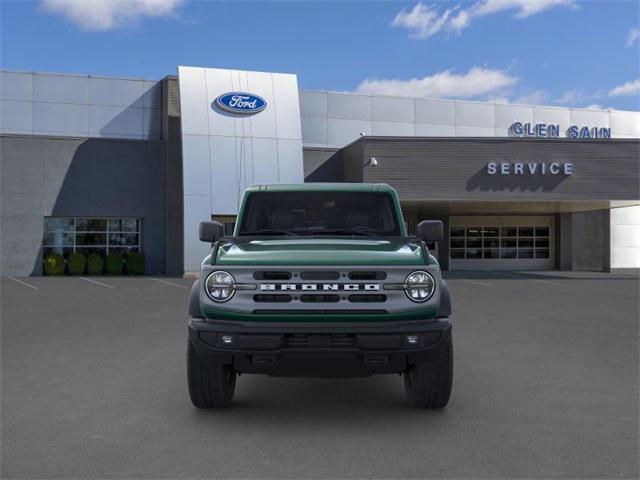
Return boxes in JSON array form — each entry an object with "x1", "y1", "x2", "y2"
[
  {"x1": 627, "y1": 28, "x2": 640, "y2": 47},
  {"x1": 392, "y1": 0, "x2": 576, "y2": 39},
  {"x1": 391, "y1": 3, "x2": 457, "y2": 39},
  {"x1": 40, "y1": 0, "x2": 184, "y2": 31},
  {"x1": 583, "y1": 104, "x2": 605, "y2": 110},
  {"x1": 356, "y1": 67, "x2": 518, "y2": 99},
  {"x1": 515, "y1": 90, "x2": 548, "y2": 105},
  {"x1": 608, "y1": 79, "x2": 640, "y2": 97}
]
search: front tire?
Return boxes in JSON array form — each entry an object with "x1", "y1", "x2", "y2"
[
  {"x1": 187, "y1": 340, "x2": 236, "y2": 408},
  {"x1": 404, "y1": 339, "x2": 453, "y2": 408}
]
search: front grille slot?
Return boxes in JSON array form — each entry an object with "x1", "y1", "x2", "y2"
[
  {"x1": 348, "y1": 294, "x2": 387, "y2": 303},
  {"x1": 300, "y1": 271, "x2": 340, "y2": 280},
  {"x1": 348, "y1": 271, "x2": 387, "y2": 280},
  {"x1": 300, "y1": 294, "x2": 340, "y2": 303},
  {"x1": 284, "y1": 334, "x2": 357, "y2": 348},
  {"x1": 253, "y1": 294, "x2": 292, "y2": 303},
  {"x1": 253, "y1": 271, "x2": 291, "y2": 280}
]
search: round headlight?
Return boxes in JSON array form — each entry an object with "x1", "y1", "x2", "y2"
[
  {"x1": 205, "y1": 271, "x2": 236, "y2": 302},
  {"x1": 404, "y1": 270, "x2": 435, "y2": 302}
]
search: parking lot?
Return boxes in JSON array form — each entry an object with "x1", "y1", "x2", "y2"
[{"x1": 1, "y1": 271, "x2": 638, "y2": 479}]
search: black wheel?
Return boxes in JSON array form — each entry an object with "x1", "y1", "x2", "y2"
[
  {"x1": 404, "y1": 339, "x2": 453, "y2": 408},
  {"x1": 187, "y1": 340, "x2": 236, "y2": 408}
]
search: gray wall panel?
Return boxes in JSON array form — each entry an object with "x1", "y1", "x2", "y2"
[
  {"x1": 1, "y1": 135, "x2": 166, "y2": 275},
  {"x1": 346, "y1": 138, "x2": 640, "y2": 201}
]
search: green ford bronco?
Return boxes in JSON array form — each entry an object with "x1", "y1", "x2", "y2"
[{"x1": 188, "y1": 183, "x2": 453, "y2": 408}]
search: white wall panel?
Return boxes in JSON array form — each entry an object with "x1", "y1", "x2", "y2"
[
  {"x1": 33, "y1": 102, "x2": 89, "y2": 135},
  {"x1": 570, "y1": 108, "x2": 609, "y2": 127},
  {"x1": 209, "y1": 135, "x2": 240, "y2": 215},
  {"x1": 372, "y1": 96, "x2": 413, "y2": 123},
  {"x1": 413, "y1": 99, "x2": 456, "y2": 126},
  {"x1": 327, "y1": 93, "x2": 371, "y2": 120},
  {"x1": 610, "y1": 110, "x2": 640, "y2": 137},
  {"x1": 34, "y1": 74, "x2": 89, "y2": 104},
  {"x1": 455, "y1": 126, "x2": 495, "y2": 137},
  {"x1": 532, "y1": 107, "x2": 571, "y2": 133},
  {"x1": 183, "y1": 195, "x2": 213, "y2": 271},
  {"x1": 277, "y1": 139, "x2": 305, "y2": 183},
  {"x1": 299, "y1": 91, "x2": 327, "y2": 118},
  {"x1": 182, "y1": 135, "x2": 211, "y2": 195},
  {"x1": 371, "y1": 121, "x2": 414, "y2": 136},
  {"x1": 273, "y1": 73, "x2": 302, "y2": 140},
  {"x1": 90, "y1": 77, "x2": 144, "y2": 107},
  {"x1": 456, "y1": 102, "x2": 495, "y2": 127},
  {"x1": 414, "y1": 123, "x2": 455, "y2": 136},
  {"x1": 301, "y1": 116, "x2": 328, "y2": 145},
  {"x1": 611, "y1": 205, "x2": 640, "y2": 268},
  {"x1": 251, "y1": 138, "x2": 280, "y2": 184},
  {"x1": 178, "y1": 67, "x2": 209, "y2": 136},
  {"x1": 89, "y1": 105, "x2": 143, "y2": 137},
  {"x1": 327, "y1": 118, "x2": 371, "y2": 146},
  {"x1": 495, "y1": 104, "x2": 533, "y2": 128},
  {"x1": 1, "y1": 71, "x2": 33, "y2": 101},
  {"x1": 0, "y1": 100, "x2": 32, "y2": 133}
]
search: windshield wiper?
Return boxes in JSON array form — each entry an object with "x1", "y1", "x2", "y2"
[{"x1": 239, "y1": 229, "x2": 299, "y2": 236}]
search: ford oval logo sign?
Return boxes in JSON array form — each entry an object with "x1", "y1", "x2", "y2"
[{"x1": 214, "y1": 92, "x2": 267, "y2": 115}]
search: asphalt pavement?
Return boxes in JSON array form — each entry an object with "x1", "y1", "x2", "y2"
[{"x1": 1, "y1": 270, "x2": 638, "y2": 479}]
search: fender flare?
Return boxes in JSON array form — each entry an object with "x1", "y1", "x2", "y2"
[
  {"x1": 437, "y1": 279, "x2": 452, "y2": 318},
  {"x1": 188, "y1": 278, "x2": 203, "y2": 318}
]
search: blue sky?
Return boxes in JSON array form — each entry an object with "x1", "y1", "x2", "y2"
[{"x1": 1, "y1": 0, "x2": 639, "y2": 110}]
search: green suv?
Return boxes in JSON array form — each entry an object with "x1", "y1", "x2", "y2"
[{"x1": 187, "y1": 183, "x2": 453, "y2": 408}]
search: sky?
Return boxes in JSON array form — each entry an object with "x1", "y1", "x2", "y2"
[{"x1": 1, "y1": 0, "x2": 639, "y2": 111}]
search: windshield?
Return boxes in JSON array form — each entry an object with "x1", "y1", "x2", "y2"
[{"x1": 237, "y1": 191, "x2": 402, "y2": 237}]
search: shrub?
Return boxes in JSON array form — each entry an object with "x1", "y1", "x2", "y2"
[
  {"x1": 43, "y1": 253, "x2": 65, "y2": 276},
  {"x1": 67, "y1": 252, "x2": 86, "y2": 275},
  {"x1": 105, "y1": 252, "x2": 124, "y2": 275},
  {"x1": 125, "y1": 251, "x2": 145, "y2": 275},
  {"x1": 86, "y1": 253, "x2": 104, "y2": 275}
]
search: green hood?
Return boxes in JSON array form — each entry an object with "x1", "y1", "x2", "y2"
[{"x1": 214, "y1": 238, "x2": 425, "y2": 266}]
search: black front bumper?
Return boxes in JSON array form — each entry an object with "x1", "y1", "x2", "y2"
[{"x1": 189, "y1": 318, "x2": 452, "y2": 378}]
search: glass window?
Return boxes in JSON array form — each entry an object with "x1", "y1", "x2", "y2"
[
  {"x1": 484, "y1": 238, "x2": 499, "y2": 248},
  {"x1": 451, "y1": 224, "x2": 551, "y2": 262},
  {"x1": 76, "y1": 219, "x2": 108, "y2": 231},
  {"x1": 237, "y1": 191, "x2": 401, "y2": 236},
  {"x1": 43, "y1": 217, "x2": 141, "y2": 260},
  {"x1": 519, "y1": 249, "x2": 534, "y2": 258},
  {"x1": 483, "y1": 249, "x2": 500, "y2": 259},
  {"x1": 467, "y1": 238, "x2": 482, "y2": 248}
]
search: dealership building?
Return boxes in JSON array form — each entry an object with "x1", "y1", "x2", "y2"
[{"x1": 1, "y1": 66, "x2": 639, "y2": 276}]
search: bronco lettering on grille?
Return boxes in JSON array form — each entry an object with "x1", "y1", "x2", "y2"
[{"x1": 260, "y1": 283, "x2": 380, "y2": 291}]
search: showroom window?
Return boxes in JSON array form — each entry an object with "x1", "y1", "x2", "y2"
[
  {"x1": 43, "y1": 217, "x2": 141, "y2": 258},
  {"x1": 450, "y1": 226, "x2": 549, "y2": 260}
]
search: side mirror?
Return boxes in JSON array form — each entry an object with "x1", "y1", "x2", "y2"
[
  {"x1": 199, "y1": 221, "x2": 224, "y2": 243},
  {"x1": 416, "y1": 220, "x2": 443, "y2": 243}
]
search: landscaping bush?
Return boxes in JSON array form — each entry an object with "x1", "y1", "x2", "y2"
[
  {"x1": 43, "y1": 253, "x2": 65, "y2": 276},
  {"x1": 105, "y1": 252, "x2": 124, "y2": 275},
  {"x1": 66, "y1": 252, "x2": 86, "y2": 275},
  {"x1": 125, "y1": 251, "x2": 145, "y2": 275},
  {"x1": 86, "y1": 253, "x2": 104, "y2": 275}
]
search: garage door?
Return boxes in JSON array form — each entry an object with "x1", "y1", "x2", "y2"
[{"x1": 449, "y1": 216, "x2": 554, "y2": 270}]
